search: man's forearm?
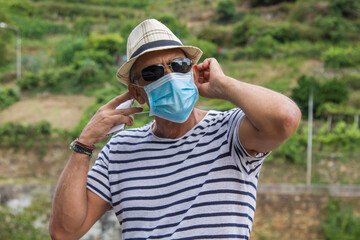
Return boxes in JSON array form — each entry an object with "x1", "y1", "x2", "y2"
[{"x1": 49, "y1": 152, "x2": 90, "y2": 239}]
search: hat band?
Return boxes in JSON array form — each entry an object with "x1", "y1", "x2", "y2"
[{"x1": 130, "y1": 40, "x2": 183, "y2": 60}]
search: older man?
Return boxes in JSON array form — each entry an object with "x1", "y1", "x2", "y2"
[{"x1": 49, "y1": 19, "x2": 301, "y2": 240}]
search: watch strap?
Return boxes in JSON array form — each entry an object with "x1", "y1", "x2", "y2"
[{"x1": 69, "y1": 139, "x2": 94, "y2": 157}]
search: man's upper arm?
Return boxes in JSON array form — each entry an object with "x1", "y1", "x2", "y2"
[{"x1": 238, "y1": 116, "x2": 284, "y2": 157}]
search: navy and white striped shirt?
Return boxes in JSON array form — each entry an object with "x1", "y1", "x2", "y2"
[{"x1": 87, "y1": 108, "x2": 268, "y2": 240}]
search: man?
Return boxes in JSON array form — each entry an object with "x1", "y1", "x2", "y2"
[{"x1": 49, "y1": 19, "x2": 301, "y2": 240}]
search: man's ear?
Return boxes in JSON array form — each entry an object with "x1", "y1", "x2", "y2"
[
  {"x1": 128, "y1": 84, "x2": 146, "y2": 104},
  {"x1": 192, "y1": 64, "x2": 200, "y2": 85}
]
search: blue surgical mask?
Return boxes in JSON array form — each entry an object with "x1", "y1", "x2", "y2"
[{"x1": 141, "y1": 72, "x2": 198, "y2": 123}]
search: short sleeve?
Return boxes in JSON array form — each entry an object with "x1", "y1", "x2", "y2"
[
  {"x1": 228, "y1": 108, "x2": 270, "y2": 177},
  {"x1": 87, "y1": 143, "x2": 112, "y2": 204}
]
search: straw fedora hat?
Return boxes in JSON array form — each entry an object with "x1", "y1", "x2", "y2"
[{"x1": 116, "y1": 19, "x2": 203, "y2": 85}]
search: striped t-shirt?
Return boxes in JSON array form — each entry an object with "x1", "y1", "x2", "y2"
[{"x1": 87, "y1": 108, "x2": 268, "y2": 240}]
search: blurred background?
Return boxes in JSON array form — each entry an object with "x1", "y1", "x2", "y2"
[{"x1": 0, "y1": 0, "x2": 359, "y2": 239}]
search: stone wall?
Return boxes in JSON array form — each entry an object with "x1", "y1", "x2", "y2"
[{"x1": 253, "y1": 184, "x2": 360, "y2": 240}]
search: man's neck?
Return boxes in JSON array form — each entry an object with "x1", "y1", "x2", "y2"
[{"x1": 152, "y1": 108, "x2": 207, "y2": 139}]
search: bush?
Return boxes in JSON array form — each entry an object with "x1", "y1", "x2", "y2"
[
  {"x1": 197, "y1": 25, "x2": 233, "y2": 48},
  {"x1": 343, "y1": 72, "x2": 360, "y2": 90},
  {"x1": 37, "y1": 0, "x2": 147, "y2": 8},
  {"x1": 153, "y1": 14, "x2": 189, "y2": 38},
  {"x1": 21, "y1": 52, "x2": 48, "y2": 74},
  {"x1": 323, "y1": 198, "x2": 360, "y2": 239},
  {"x1": 10, "y1": 15, "x2": 69, "y2": 38},
  {"x1": 312, "y1": 15, "x2": 357, "y2": 42},
  {"x1": 269, "y1": 21, "x2": 301, "y2": 43},
  {"x1": 72, "y1": 17, "x2": 95, "y2": 36},
  {"x1": 5, "y1": 0, "x2": 37, "y2": 16},
  {"x1": 233, "y1": 15, "x2": 264, "y2": 46},
  {"x1": 73, "y1": 49, "x2": 113, "y2": 67},
  {"x1": 118, "y1": 20, "x2": 138, "y2": 40},
  {"x1": 0, "y1": 87, "x2": 19, "y2": 110},
  {"x1": 17, "y1": 72, "x2": 41, "y2": 91},
  {"x1": 321, "y1": 79, "x2": 349, "y2": 104},
  {"x1": 266, "y1": 124, "x2": 307, "y2": 165},
  {"x1": 236, "y1": 35, "x2": 280, "y2": 60},
  {"x1": 233, "y1": 16, "x2": 301, "y2": 47},
  {"x1": 0, "y1": 7, "x2": 13, "y2": 66},
  {"x1": 185, "y1": 38, "x2": 217, "y2": 61},
  {"x1": 322, "y1": 45, "x2": 360, "y2": 69},
  {"x1": 18, "y1": 63, "x2": 111, "y2": 94},
  {"x1": 53, "y1": 37, "x2": 86, "y2": 66},
  {"x1": 333, "y1": 122, "x2": 360, "y2": 150},
  {"x1": 0, "y1": 121, "x2": 52, "y2": 149},
  {"x1": 249, "y1": 35, "x2": 280, "y2": 58},
  {"x1": 36, "y1": 1, "x2": 136, "y2": 19},
  {"x1": 316, "y1": 121, "x2": 360, "y2": 151},
  {"x1": 349, "y1": 94, "x2": 360, "y2": 109},
  {"x1": 277, "y1": 41, "x2": 326, "y2": 59},
  {"x1": 87, "y1": 33, "x2": 124, "y2": 55},
  {"x1": 249, "y1": 0, "x2": 296, "y2": 8},
  {"x1": 289, "y1": 1, "x2": 332, "y2": 23},
  {"x1": 216, "y1": 0, "x2": 236, "y2": 23},
  {"x1": 76, "y1": 59, "x2": 106, "y2": 85},
  {"x1": 329, "y1": 0, "x2": 360, "y2": 19}
]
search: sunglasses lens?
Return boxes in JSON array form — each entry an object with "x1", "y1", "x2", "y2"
[
  {"x1": 142, "y1": 65, "x2": 164, "y2": 81},
  {"x1": 140, "y1": 58, "x2": 192, "y2": 82},
  {"x1": 171, "y1": 58, "x2": 192, "y2": 73}
]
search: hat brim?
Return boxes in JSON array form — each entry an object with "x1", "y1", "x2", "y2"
[{"x1": 116, "y1": 45, "x2": 203, "y2": 86}]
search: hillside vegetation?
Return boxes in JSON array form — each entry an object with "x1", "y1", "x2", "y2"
[
  {"x1": 1, "y1": 1, "x2": 360, "y2": 240},
  {"x1": 0, "y1": 0, "x2": 359, "y2": 185}
]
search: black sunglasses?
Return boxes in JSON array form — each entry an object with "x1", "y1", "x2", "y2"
[{"x1": 140, "y1": 58, "x2": 192, "y2": 82}]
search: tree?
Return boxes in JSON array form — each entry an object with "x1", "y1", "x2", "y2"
[
  {"x1": 291, "y1": 76, "x2": 351, "y2": 119},
  {"x1": 291, "y1": 75, "x2": 323, "y2": 118}
]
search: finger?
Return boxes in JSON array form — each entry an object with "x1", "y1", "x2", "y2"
[
  {"x1": 199, "y1": 71, "x2": 210, "y2": 81},
  {"x1": 111, "y1": 107, "x2": 143, "y2": 116},
  {"x1": 127, "y1": 115, "x2": 135, "y2": 126},
  {"x1": 203, "y1": 58, "x2": 211, "y2": 68},
  {"x1": 109, "y1": 114, "x2": 133, "y2": 127},
  {"x1": 106, "y1": 92, "x2": 133, "y2": 109},
  {"x1": 197, "y1": 63, "x2": 205, "y2": 72},
  {"x1": 208, "y1": 58, "x2": 224, "y2": 74},
  {"x1": 197, "y1": 60, "x2": 209, "y2": 72}
]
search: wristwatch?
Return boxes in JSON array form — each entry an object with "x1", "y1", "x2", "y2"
[{"x1": 69, "y1": 138, "x2": 95, "y2": 158}]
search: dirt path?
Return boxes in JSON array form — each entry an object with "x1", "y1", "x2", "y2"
[{"x1": 0, "y1": 95, "x2": 95, "y2": 130}]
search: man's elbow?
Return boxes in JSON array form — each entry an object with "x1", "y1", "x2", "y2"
[
  {"x1": 49, "y1": 219, "x2": 74, "y2": 240},
  {"x1": 49, "y1": 224, "x2": 62, "y2": 240},
  {"x1": 280, "y1": 104, "x2": 302, "y2": 139}
]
